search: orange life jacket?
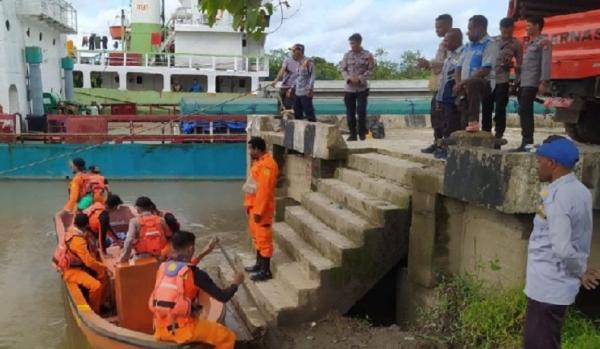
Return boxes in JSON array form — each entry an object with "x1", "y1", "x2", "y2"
[
  {"x1": 148, "y1": 261, "x2": 198, "y2": 328},
  {"x1": 84, "y1": 202, "x2": 105, "y2": 235},
  {"x1": 52, "y1": 226, "x2": 84, "y2": 273},
  {"x1": 134, "y1": 214, "x2": 167, "y2": 256},
  {"x1": 79, "y1": 173, "x2": 107, "y2": 198}
]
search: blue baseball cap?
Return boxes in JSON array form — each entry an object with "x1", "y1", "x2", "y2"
[{"x1": 536, "y1": 138, "x2": 580, "y2": 168}]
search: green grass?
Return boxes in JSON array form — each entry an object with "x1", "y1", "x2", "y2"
[{"x1": 416, "y1": 274, "x2": 600, "y2": 349}]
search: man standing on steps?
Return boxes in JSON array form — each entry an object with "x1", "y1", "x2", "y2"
[
  {"x1": 243, "y1": 137, "x2": 279, "y2": 282},
  {"x1": 524, "y1": 136, "x2": 599, "y2": 349},
  {"x1": 419, "y1": 14, "x2": 452, "y2": 154},
  {"x1": 340, "y1": 33, "x2": 375, "y2": 141}
]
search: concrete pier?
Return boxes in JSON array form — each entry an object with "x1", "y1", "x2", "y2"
[{"x1": 222, "y1": 115, "x2": 600, "y2": 339}]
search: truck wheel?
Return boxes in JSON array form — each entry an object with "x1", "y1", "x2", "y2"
[{"x1": 575, "y1": 103, "x2": 600, "y2": 144}]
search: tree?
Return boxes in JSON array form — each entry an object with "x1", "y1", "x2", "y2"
[
  {"x1": 266, "y1": 48, "x2": 288, "y2": 80},
  {"x1": 313, "y1": 57, "x2": 342, "y2": 80},
  {"x1": 398, "y1": 50, "x2": 429, "y2": 79},
  {"x1": 371, "y1": 48, "x2": 429, "y2": 80},
  {"x1": 201, "y1": 0, "x2": 276, "y2": 37}
]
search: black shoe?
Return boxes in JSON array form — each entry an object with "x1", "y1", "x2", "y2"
[
  {"x1": 347, "y1": 135, "x2": 358, "y2": 142},
  {"x1": 421, "y1": 143, "x2": 438, "y2": 154},
  {"x1": 244, "y1": 251, "x2": 261, "y2": 273},
  {"x1": 359, "y1": 134, "x2": 366, "y2": 141},
  {"x1": 433, "y1": 148, "x2": 448, "y2": 160},
  {"x1": 510, "y1": 144, "x2": 533, "y2": 153},
  {"x1": 250, "y1": 257, "x2": 272, "y2": 282}
]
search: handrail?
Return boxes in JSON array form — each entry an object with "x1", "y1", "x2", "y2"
[
  {"x1": 47, "y1": 114, "x2": 247, "y2": 123},
  {"x1": 74, "y1": 50, "x2": 268, "y2": 60}
]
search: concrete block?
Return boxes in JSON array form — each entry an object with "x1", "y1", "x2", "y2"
[
  {"x1": 301, "y1": 191, "x2": 374, "y2": 243},
  {"x1": 318, "y1": 178, "x2": 403, "y2": 226},
  {"x1": 273, "y1": 222, "x2": 336, "y2": 281},
  {"x1": 459, "y1": 205, "x2": 530, "y2": 288},
  {"x1": 272, "y1": 260, "x2": 321, "y2": 308},
  {"x1": 444, "y1": 146, "x2": 600, "y2": 213},
  {"x1": 410, "y1": 167, "x2": 445, "y2": 194},
  {"x1": 412, "y1": 191, "x2": 436, "y2": 212},
  {"x1": 336, "y1": 168, "x2": 411, "y2": 208},
  {"x1": 347, "y1": 153, "x2": 423, "y2": 187},
  {"x1": 448, "y1": 130, "x2": 499, "y2": 149},
  {"x1": 407, "y1": 211, "x2": 437, "y2": 288},
  {"x1": 283, "y1": 154, "x2": 313, "y2": 203},
  {"x1": 282, "y1": 120, "x2": 348, "y2": 160},
  {"x1": 285, "y1": 205, "x2": 359, "y2": 265}
]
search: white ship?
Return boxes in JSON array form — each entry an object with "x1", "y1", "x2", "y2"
[{"x1": 0, "y1": 0, "x2": 270, "y2": 118}]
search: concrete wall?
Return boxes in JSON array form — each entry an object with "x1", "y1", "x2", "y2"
[{"x1": 282, "y1": 154, "x2": 313, "y2": 203}]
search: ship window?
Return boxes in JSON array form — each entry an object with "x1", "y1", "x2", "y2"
[
  {"x1": 26, "y1": 28, "x2": 30, "y2": 37},
  {"x1": 242, "y1": 39, "x2": 247, "y2": 47},
  {"x1": 39, "y1": 33, "x2": 43, "y2": 41},
  {"x1": 239, "y1": 79, "x2": 246, "y2": 88},
  {"x1": 5, "y1": 20, "x2": 9, "y2": 31},
  {"x1": 136, "y1": 76, "x2": 143, "y2": 84},
  {"x1": 53, "y1": 39, "x2": 56, "y2": 46}
]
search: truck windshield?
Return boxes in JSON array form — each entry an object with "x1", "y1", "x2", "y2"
[{"x1": 511, "y1": 0, "x2": 600, "y2": 19}]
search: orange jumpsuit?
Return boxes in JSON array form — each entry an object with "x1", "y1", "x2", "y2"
[
  {"x1": 64, "y1": 172, "x2": 86, "y2": 213},
  {"x1": 64, "y1": 172, "x2": 106, "y2": 213},
  {"x1": 62, "y1": 227, "x2": 108, "y2": 313},
  {"x1": 243, "y1": 153, "x2": 279, "y2": 258},
  {"x1": 153, "y1": 264, "x2": 236, "y2": 348}
]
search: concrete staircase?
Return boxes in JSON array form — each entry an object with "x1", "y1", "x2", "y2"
[{"x1": 218, "y1": 152, "x2": 424, "y2": 331}]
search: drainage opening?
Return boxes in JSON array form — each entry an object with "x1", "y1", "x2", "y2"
[{"x1": 345, "y1": 261, "x2": 405, "y2": 327}]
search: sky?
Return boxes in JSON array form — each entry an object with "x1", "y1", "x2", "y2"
[{"x1": 69, "y1": 0, "x2": 508, "y2": 62}]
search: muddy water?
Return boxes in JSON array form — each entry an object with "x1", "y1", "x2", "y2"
[{"x1": 0, "y1": 180, "x2": 246, "y2": 349}]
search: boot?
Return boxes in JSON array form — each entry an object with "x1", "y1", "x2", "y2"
[
  {"x1": 244, "y1": 250, "x2": 261, "y2": 273},
  {"x1": 250, "y1": 256, "x2": 272, "y2": 282}
]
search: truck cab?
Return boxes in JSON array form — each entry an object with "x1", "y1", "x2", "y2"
[{"x1": 510, "y1": 0, "x2": 600, "y2": 143}]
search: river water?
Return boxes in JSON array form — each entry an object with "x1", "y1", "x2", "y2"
[{"x1": 0, "y1": 180, "x2": 246, "y2": 349}]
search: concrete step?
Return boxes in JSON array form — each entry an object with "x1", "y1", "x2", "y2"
[
  {"x1": 317, "y1": 178, "x2": 403, "y2": 226},
  {"x1": 285, "y1": 205, "x2": 359, "y2": 265},
  {"x1": 215, "y1": 258, "x2": 268, "y2": 337},
  {"x1": 336, "y1": 167, "x2": 411, "y2": 208},
  {"x1": 301, "y1": 191, "x2": 374, "y2": 244},
  {"x1": 273, "y1": 261, "x2": 321, "y2": 307},
  {"x1": 347, "y1": 153, "x2": 423, "y2": 187},
  {"x1": 233, "y1": 251, "x2": 300, "y2": 324},
  {"x1": 273, "y1": 222, "x2": 336, "y2": 281}
]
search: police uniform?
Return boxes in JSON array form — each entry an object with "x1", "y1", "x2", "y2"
[
  {"x1": 519, "y1": 36, "x2": 552, "y2": 145},
  {"x1": 340, "y1": 48, "x2": 375, "y2": 139}
]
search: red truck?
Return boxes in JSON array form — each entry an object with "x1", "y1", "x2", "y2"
[{"x1": 510, "y1": 0, "x2": 600, "y2": 144}]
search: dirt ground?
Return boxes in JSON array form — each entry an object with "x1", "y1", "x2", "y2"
[{"x1": 277, "y1": 313, "x2": 447, "y2": 349}]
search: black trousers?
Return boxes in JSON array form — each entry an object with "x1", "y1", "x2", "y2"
[
  {"x1": 464, "y1": 78, "x2": 492, "y2": 123},
  {"x1": 481, "y1": 83, "x2": 509, "y2": 137},
  {"x1": 293, "y1": 95, "x2": 316, "y2": 121},
  {"x1": 518, "y1": 87, "x2": 538, "y2": 145},
  {"x1": 523, "y1": 297, "x2": 567, "y2": 349},
  {"x1": 345, "y1": 90, "x2": 368, "y2": 137},
  {"x1": 430, "y1": 93, "x2": 444, "y2": 140},
  {"x1": 441, "y1": 103, "x2": 461, "y2": 139}
]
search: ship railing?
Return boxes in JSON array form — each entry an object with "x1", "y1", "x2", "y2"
[
  {"x1": 5, "y1": 115, "x2": 248, "y2": 144},
  {"x1": 17, "y1": 0, "x2": 77, "y2": 33},
  {"x1": 74, "y1": 51, "x2": 269, "y2": 73}
]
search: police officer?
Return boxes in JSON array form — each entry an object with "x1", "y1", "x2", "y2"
[
  {"x1": 340, "y1": 33, "x2": 375, "y2": 141},
  {"x1": 524, "y1": 136, "x2": 598, "y2": 349},
  {"x1": 514, "y1": 16, "x2": 552, "y2": 151}
]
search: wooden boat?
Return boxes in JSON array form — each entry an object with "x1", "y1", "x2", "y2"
[{"x1": 54, "y1": 207, "x2": 229, "y2": 349}]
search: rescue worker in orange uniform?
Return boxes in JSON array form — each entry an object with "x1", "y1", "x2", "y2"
[
  {"x1": 149, "y1": 231, "x2": 244, "y2": 348},
  {"x1": 243, "y1": 137, "x2": 279, "y2": 281},
  {"x1": 85, "y1": 194, "x2": 130, "y2": 253},
  {"x1": 55, "y1": 213, "x2": 109, "y2": 313},
  {"x1": 120, "y1": 196, "x2": 171, "y2": 262},
  {"x1": 63, "y1": 158, "x2": 108, "y2": 213}
]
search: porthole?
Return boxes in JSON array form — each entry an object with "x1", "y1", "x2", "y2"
[
  {"x1": 5, "y1": 20, "x2": 9, "y2": 31},
  {"x1": 26, "y1": 28, "x2": 30, "y2": 37},
  {"x1": 39, "y1": 32, "x2": 43, "y2": 41},
  {"x1": 52, "y1": 39, "x2": 56, "y2": 46}
]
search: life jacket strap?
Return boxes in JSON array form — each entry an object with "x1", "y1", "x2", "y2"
[{"x1": 153, "y1": 299, "x2": 176, "y2": 308}]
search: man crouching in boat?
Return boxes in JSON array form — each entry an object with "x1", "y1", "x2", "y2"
[
  {"x1": 149, "y1": 231, "x2": 244, "y2": 348},
  {"x1": 119, "y1": 196, "x2": 171, "y2": 263},
  {"x1": 53, "y1": 213, "x2": 109, "y2": 313}
]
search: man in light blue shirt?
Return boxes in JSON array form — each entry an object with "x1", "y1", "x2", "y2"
[
  {"x1": 524, "y1": 136, "x2": 598, "y2": 349},
  {"x1": 453, "y1": 15, "x2": 496, "y2": 132}
]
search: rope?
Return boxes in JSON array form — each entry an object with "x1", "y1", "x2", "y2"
[{"x1": 0, "y1": 87, "x2": 266, "y2": 176}]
